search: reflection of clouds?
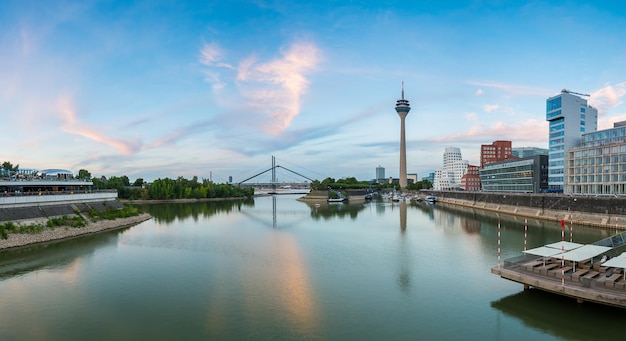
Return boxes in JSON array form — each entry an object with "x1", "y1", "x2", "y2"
[
  {"x1": 59, "y1": 257, "x2": 83, "y2": 285},
  {"x1": 203, "y1": 230, "x2": 317, "y2": 335},
  {"x1": 269, "y1": 232, "x2": 317, "y2": 331}
]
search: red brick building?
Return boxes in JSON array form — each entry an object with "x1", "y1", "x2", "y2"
[
  {"x1": 461, "y1": 164, "x2": 481, "y2": 191},
  {"x1": 480, "y1": 140, "x2": 514, "y2": 168}
]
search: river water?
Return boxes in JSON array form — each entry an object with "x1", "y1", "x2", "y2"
[{"x1": 0, "y1": 195, "x2": 624, "y2": 340}]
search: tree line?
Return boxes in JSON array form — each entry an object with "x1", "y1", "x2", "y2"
[
  {"x1": 78, "y1": 169, "x2": 253, "y2": 200},
  {"x1": 310, "y1": 177, "x2": 432, "y2": 191}
]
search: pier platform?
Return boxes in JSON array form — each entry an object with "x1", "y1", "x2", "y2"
[{"x1": 492, "y1": 256, "x2": 626, "y2": 308}]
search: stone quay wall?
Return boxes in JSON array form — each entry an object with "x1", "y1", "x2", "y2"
[
  {"x1": 429, "y1": 191, "x2": 626, "y2": 229},
  {"x1": 0, "y1": 200, "x2": 125, "y2": 224}
]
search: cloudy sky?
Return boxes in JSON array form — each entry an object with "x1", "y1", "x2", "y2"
[{"x1": 2, "y1": 1, "x2": 626, "y2": 183}]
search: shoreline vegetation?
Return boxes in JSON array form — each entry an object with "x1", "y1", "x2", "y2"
[{"x1": 0, "y1": 206, "x2": 151, "y2": 251}]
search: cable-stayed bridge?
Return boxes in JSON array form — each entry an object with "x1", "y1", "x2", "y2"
[{"x1": 236, "y1": 156, "x2": 319, "y2": 194}]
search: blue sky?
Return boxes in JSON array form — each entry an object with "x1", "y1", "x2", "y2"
[{"x1": 2, "y1": 1, "x2": 626, "y2": 183}]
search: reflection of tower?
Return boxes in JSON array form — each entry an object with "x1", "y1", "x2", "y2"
[
  {"x1": 397, "y1": 201, "x2": 410, "y2": 292},
  {"x1": 395, "y1": 83, "x2": 411, "y2": 188},
  {"x1": 400, "y1": 200, "x2": 407, "y2": 232}
]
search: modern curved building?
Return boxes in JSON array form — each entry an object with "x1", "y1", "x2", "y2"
[{"x1": 433, "y1": 147, "x2": 468, "y2": 190}]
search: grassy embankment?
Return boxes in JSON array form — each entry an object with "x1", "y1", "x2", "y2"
[{"x1": 0, "y1": 205, "x2": 141, "y2": 239}]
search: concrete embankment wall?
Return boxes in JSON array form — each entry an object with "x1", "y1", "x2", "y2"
[
  {"x1": 430, "y1": 191, "x2": 626, "y2": 230},
  {"x1": 0, "y1": 200, "x2": 124, "y2": 224}
]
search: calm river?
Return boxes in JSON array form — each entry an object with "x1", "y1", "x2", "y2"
[{"x1": 0, "y1": 195, "x2": 624, "y2": 340}]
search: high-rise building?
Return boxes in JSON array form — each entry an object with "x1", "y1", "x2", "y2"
[
  {"x1": 546, "y1": 89, "x2": 598, "y2": 192},
  {"x1": 480, "y1": 140, "x2": 513, "y2": 168},
  {"x1": 375, "y1": 165, "x2": 385, "y2": 184},
  {"x1": 512, "y1": 147, "x2": 548, "y2": 158},
  {"x1": 433, "y1": 147, "x2": 468, "y2": 190},
  {"x1": 395, "y1": 83, "x2": 411, "y2": 188}
]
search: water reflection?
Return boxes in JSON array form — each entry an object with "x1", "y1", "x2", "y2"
[
  {"x1": 491, "y1": 290, "x2": 625, "y2": 341},
  {"x1": 307, "y1": 201, "x2": 368, "y2": 220},
  {"x1": 397, "y1": 201, "x2": 410, "y2": 293},
  {"x1": 0, "y1": 230, "x2": 124, "y2": 280},
  {"x1": 135, "y1": 199, "x2": 255, "y2": 224}
]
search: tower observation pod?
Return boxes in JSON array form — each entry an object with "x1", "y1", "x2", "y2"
[{"x1": 395, "y1": 83, "x2": 411, "y2": 189}]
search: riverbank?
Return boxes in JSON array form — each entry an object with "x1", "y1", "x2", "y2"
[
  {"x1": 0, "y1": 213, "x2": 151, "y2": 250},
  {"x1": 120, "y1": 196, "x2": 252, "y2": 204},
  {"x1": 436, "y1": 196, "x2": 625, "y2": 230}
]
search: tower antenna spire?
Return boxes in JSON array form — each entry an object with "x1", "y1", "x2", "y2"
[{"x1": 401, "y1": 81, "x2": 405, "y2": 100}]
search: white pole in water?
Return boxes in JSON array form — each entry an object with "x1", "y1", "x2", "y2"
[
  {"x1": 498, "y1": 220, "x2": 501, "y2": 268},
  {"x1": 570, "y1": 216, "x2": 573, "y2": 242},
  {"x1": 561, "y1": 220, "x2": 565, "y2": 286},
  {"x1": 524, "y1": 218, "x2": 528, "y2": 251}
]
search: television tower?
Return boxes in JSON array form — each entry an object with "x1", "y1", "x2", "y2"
[{"x1": 395, "y1": 82, "x2": 411, "y2": 188}]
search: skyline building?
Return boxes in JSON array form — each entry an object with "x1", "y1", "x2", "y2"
[
  {"x1": 395, "y1": 83, "x2": 411, "y2": 188},
  {"x1": 479, "y1": 155, "x2": 548, "y2": 193},
  {"x1": 567, "y1": 121, "x2": 626, "y2": 195},
  {"x1": 512, "y1": 147, "x2": 548, "y2": 158},
  {"x1": 480, "y1": 140, "x2": 513, "y2": 168},
  {"x1": 433, "y1": 147, "x2": 468, "y2": 190},
  {"x1": 546, "y1": 89, "x2": 598, "y2": 192},
  {"x1": 375, "y1": 165, "x2": 385, "y2": 184}
]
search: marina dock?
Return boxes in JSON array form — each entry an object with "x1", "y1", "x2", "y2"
[{"x1": 492, "y1": 231, "x2": 626, "y2": 308}]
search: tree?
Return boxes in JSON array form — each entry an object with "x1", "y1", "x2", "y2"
[
  {"x1": 77, "y1": 169, "x2": 91, "y2": 180},
  {"x1": 132, "y1": 178, "x2": 144, "y2": 187},
  {"x1": 2, "y1": 161, "x2": 18, "y2": 172}
]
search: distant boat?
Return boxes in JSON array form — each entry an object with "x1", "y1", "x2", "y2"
[
  {"x1": 328, "y1": 191, "x2": 348, "y2": 203},
  {"x1": 364, "y1": 193, "x2": 373, "y2": 200},
  {"x1": 425, "y1": 195, "x2": 436, "y2": 203}
]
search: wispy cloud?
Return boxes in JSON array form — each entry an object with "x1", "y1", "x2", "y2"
[
  {"x1": 58, "y1": 96, "x2": 142, "y2": 155},
  {"x1": 589, "y1": 82, "x2": 626, "y2": 114},
  {"x1": 432, "y1": 119, "x2": 547, "y2": 144},
  {"x1": 200, "y1": 41, "x2": 322, "y2": 136},
  {"x1": 237, "y1": 42, "x2": 321, "y2": 135},
  {"x1": 468, "y1": 81, "x2": 552, "y2": 97},
  {"x1": 483, "y1": 104, "x2": 499, "y2": 113}
]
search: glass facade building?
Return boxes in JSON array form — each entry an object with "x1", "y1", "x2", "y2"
[
  {"x1": 479, "y1": 155, "x2": 548, "y2": 193},
  {"x1": 546, "y1": 90, "x2": 597, "y2": 192},
  {"x1": 567, "y1": 121, "x2": 626, "y2": 195}
]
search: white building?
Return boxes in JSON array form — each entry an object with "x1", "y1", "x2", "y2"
[
  {"x1": 433, "y1": 147, "x2": 468, "y2": 190},
  {"x1": 546, "y1": 89, "x2": 598, "y2": 192}
]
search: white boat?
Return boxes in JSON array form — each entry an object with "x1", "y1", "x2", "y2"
[{"x1": 425, "y1": 195, "x2": 436, "y2": 203}]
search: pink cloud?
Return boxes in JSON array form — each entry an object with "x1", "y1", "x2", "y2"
[
  {"x1": 432, "y1": 119, "x2": 547, "y2": 144},
  {"x1": 58, "y1": 96, "x2": 142, "y2": 155},
  {"x1": 201, "y1": 41, "x2": 321, "y2": 136},
  {"x1": 236, "y1": 42, "x2": 321, "y2": 135},
  {"x1": 589, "y1": 82, "x2": 626, "y2": 114},
  {"x1": 467, "y1": 81, "x2": 551, "y2": 96},
  {"x1": 483, "y1": 104, "x2": 499, "y2": 113}
]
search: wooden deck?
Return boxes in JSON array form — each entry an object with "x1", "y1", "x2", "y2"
[{"x1": 492, "y1": 259, "x2": 626, "y2": 308}]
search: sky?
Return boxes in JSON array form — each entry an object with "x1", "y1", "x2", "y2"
[{"x1": 2, "y1": 1, "x2": 626, "y2": 183}]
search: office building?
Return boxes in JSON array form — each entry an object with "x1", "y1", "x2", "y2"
[
  {"x1": 479, "y1": 155, "x2": 548, "y2": 193},
  {"x1": 546, "y1": 89, "x2": 598, "y2": 192},
  {"x1": 512, "y1": 147, "x2": 548, "y2": 158},
  {"x1": 567, "y1": 121, "x2": 626, "y2": 195},
  {"x1": 375, "y1": 165, "x2": 385, "y2": 184},
  {"x1": 480, "y1": 140, "x2": 513, "y2": 168},
  {"x1": 461, "y1": 165, "x2": 481, "y2": 191}
]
